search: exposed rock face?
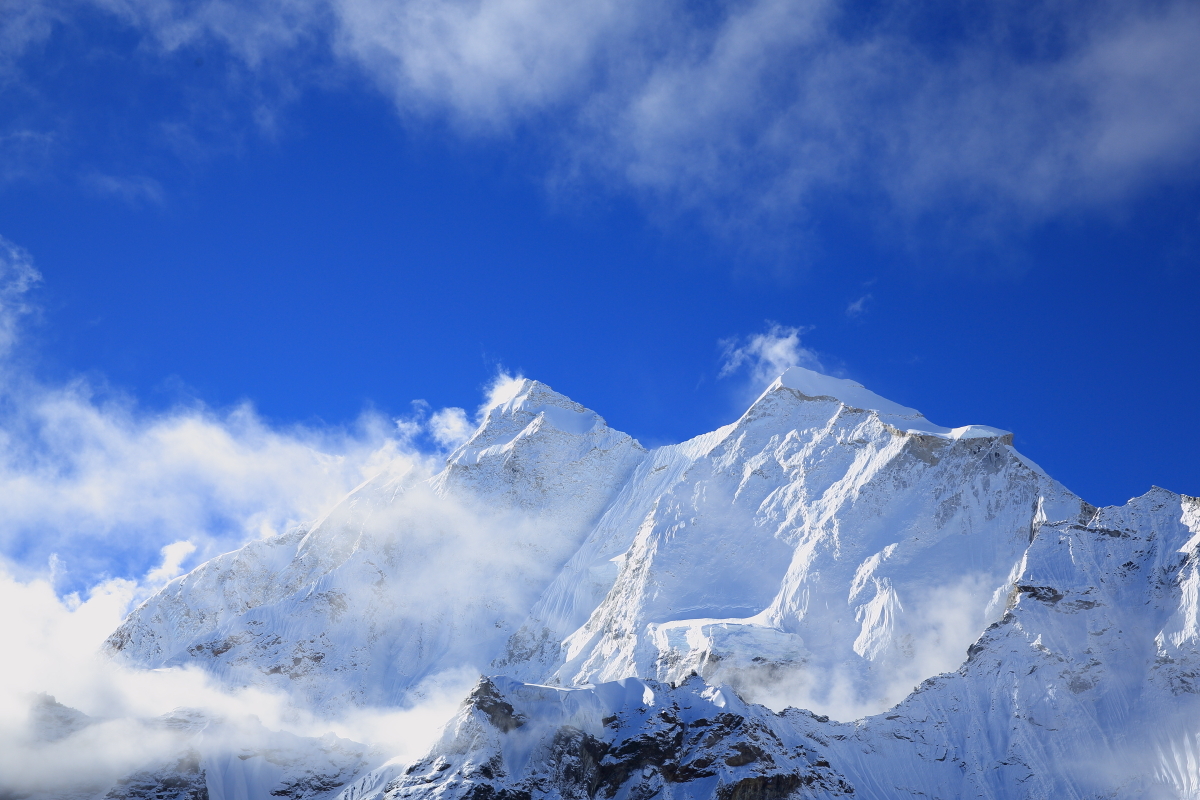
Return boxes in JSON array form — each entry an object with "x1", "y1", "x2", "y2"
[
  {"x1": 384, "y1": 676, "x2": 852, "y2": 800},
  {"x1": 84, "y1": 369, "x2": 1200, "y2": 798},
  {"x1": 103, "y1": 750, "x2": 208, "y2": 800},
  {"x1": 387, "y1": 488, "x2": 1200, "y2": 799}
]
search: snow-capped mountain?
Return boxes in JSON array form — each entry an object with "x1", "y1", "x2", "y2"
[
  {"x1": 391, "y1": 485, "x2": 1200, "y2": 800},
  {"x1": 85, "y1": 368, "x2": 1200, "y2": 798},
  {"x1": 105, "y1": 380, "x2": 645, "y2": 712}
]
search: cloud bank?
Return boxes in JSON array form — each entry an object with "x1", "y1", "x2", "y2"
[
  {"x1": 0, "y1": 235, "x2": 494, "y2": 794},
  {"x1": 0, "y1": 238, "x2": 475, "y2": 595}
]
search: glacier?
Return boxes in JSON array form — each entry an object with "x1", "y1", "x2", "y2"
[{"x1": 18, "y1": 367, "x2": 1200, "y2": 798}]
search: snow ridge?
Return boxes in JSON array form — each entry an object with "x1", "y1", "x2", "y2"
[{"x1": 93, "y1": 370, "x2": 1200, "y2": 799}]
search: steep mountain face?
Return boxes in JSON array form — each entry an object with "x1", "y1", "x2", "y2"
[
  {"x1": 370, "y1": 488, "x2": 1200, "y2": 800},
  {"x1": 105, "y1": 380, "x2": 646, "y2": 712},
  {"x1": 495, "y1": 368, "x2": 1085, "y2": 718},
  {"x1": 827, "y1": 487, "x2": 1200, "y2": 799},
  {"x1": 88, "y1": 368, "x2": 1200, "y2": 798}
]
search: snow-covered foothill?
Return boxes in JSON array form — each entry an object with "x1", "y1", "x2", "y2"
[{"x1": 11, "y1": 696, "x2": 375, "y2": 800}]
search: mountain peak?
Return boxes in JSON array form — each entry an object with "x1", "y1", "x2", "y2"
[
  {"x1": 481, "y1": 378, "x2": 607, "y2": 436},
  {"x1": 764, "y1": 365, "x2": 1011, "y2": 442},
  {"x1": 772, "y1": 366, "x2": 922, "y2": 418}
]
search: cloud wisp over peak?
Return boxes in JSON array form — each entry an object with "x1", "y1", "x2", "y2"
[{"x1": 720, "y1": 322, "x2": 823, "y2": 394}]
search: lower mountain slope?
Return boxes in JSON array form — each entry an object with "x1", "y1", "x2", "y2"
[{"x1": 369, "y1": 488, "x2": 1200, "y2": 799}]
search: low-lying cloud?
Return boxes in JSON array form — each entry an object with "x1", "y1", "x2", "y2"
[
  {"x1": 0, "y1": 236, "x2": 503, "y2": 794},
  {"x1": 0, "y1": 563, "x2": 474, "y2": 796}
]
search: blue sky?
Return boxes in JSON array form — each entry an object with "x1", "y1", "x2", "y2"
[{"x1": 0, "y1": 0, "x2": 1198, "y2": 589}]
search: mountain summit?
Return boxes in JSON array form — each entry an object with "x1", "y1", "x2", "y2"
[{"x1": 93, "y1": 370, "x2": 1200, "y2": 798}]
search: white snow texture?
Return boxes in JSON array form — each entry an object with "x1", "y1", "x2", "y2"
[{"x1": 97, "y1": 368, "x2": 1200, "y2": 798}]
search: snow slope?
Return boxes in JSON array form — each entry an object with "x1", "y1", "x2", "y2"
[
  {"x1": 495, "y1": 368, "x2": 1083, "y2": 718},
  {"x1": 91, "y1": 367, "x2": 1200, "y2": 798},
  {"x1": 105, "y1": 380, "x2": 646, "y2": 712},
  {"x1": 394, "y1": 487, "x2": 1200, "y2": 799}
]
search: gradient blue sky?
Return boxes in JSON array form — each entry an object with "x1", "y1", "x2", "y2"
[{"x1": 0, "y1": 0, "x2": 1198, "y2": 587}]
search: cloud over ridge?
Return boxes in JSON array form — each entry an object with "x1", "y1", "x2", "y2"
[
  {"x1": 0, "y1": 235, "x2": 468, "y2": 595},
  {"x1": 0, "y1": 235, "x2": 483, "y2": 793}
]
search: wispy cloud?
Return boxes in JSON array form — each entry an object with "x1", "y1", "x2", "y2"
[
  {"x1": 846, "y1": 293, "x2": 871, "y2": 318},
  {"x1": 429, "y1": 406, "x2": 471, "y2": 449},
  {"x1": 0, "y1": 235, "x2": 500, "y2": 790},
  {"x1": 719, "y1": 322, "x2": 822, "y2": 391},
  {"x1": 0, "y1": 234, "x2": 457, "y2": 593},
  {"x1": 3, "y1": 0, "x2": 1197, "y2": 246},
  {"x1": 142, "y1": 540, "x2": 197, "y2": 584},
  {"x1": 0, "y1": 556, "x2": 459, "y2": 794},
  {"x1": 84, "y1": 173, "x2": 164, "y2": 205},
  {"x1": 0, "y1": 237, "x2": 39, "y2": 355}
]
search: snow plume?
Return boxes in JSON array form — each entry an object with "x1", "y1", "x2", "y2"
[
  {"x1": 143, "y1": 540, "x2": 198, "y2": 584},
  {"x1": 720, "y1": 323, "x2": 822, "y2": 390},
  {"x1": 481, "y1": 369, "x2": 526, "y2": 411}
]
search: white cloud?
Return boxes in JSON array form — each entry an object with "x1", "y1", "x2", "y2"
[
  {"x1": 4, "y1": 0, "x2": 1197, "y2": 241},
  {"x1": 846, "y1": 293, "x2": 871, "y2": 318},
  {"x1": 21, "y1": 0, "x2": 1200, "y2": 239},
  {"x1": 0, "y1": 234, "x2": 461, "y2": 595},
  {"x1": 719, "y1": 323, "x2": 822, "y2": 389},
  {"x1": 0, "y1": 0, "x2": 60, "y2": 80},
  {"x1": 143, "y1": 540, "x2": 197, "y2": 585},
  {"x1": 0, "y1": 237, "x2": 39, "y2": 356},
  {"x1": 0, "y1": 558, "x2": 476, "y2": 795},
  {"x1": 0, "y1": 235, "x2": 494, "y2": 792},
  {"x1": 84, "y1": 172, "x2": 164, "y2": 204},
  {"x1": 0, "y1": 378, "x2": 417, "y2": 592},
  {"x1": 331, "y1": 0, "x2": 642, "y2": 130},
  {"x1": 429, "y1": 406, "x2": 471, "y2": 449}
]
